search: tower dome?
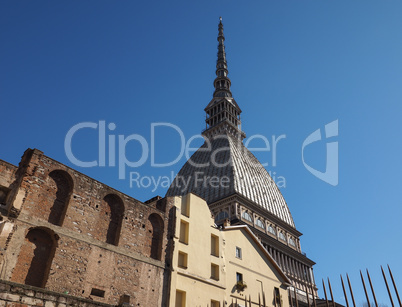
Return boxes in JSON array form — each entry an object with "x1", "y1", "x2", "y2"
[{"x1": 166, "y1": 133, "x2": 295, "y2": 228}]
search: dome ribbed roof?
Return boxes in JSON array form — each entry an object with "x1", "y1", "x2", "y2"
[{"x1": 166, "y1": 133, "x2": 295, "y2": 228}]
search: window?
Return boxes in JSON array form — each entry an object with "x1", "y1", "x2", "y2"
[
  {"x1": 256, "y1": 219, "x2": 265, "y2": 229},
  {"x1": 0, "y1": 187, "x2": 10, "y2": 205},
  {"x1": 179, "y1": 220, "x2": 189, "y2": 244},
  {"x1": 274, "y1": 287, "x2": 281, "y2": 307},
  {"x1": 235, "y1": 272, "x2": 247, "y2": 291},
  {"x1": 211, "y1": 235, "x2": 219, "y2": 257},
  {"x1": 102, "y1": 194, "x2": 124, "y2": 246},
  {"x1": 235, "y1": 246, "x2": 242, "y2": 259},
  {"x1": 279, "y1": 231, "x2": 286, "y2": 241},
  {"x1": 47, "y1": 170, "x2": 74, "y2": 226},
  {"x1": 90, "y1": 288, "x2": 105, "y2": 298},
  {"x1": 181, "y1": 199, "x2": 189, "y2": 217},
  {"x1": 211, "y1": 300, "x2": 220, "y2": 307},
  {"x1": 211, "y1": 263, "x2": 219, "y2": 280},
  {"x1": 303, "y1": 267, "x2": 308, "y2": 280},
  {"x1": 242, "y1": 211, "x2": 252, "y2": 223},
  {"x1": 215, "y1": 211, "x2": 229, "y2": 222},
  {"x1": 289, "y1": 237, "x2": 296, "y2": 247},
  {"x1": 268, "y1": 225, "x2": 276, "y2": 235},
  {"x1": 175, "y1": 290, "x2": 186, "y2": 307},
  {"x1": 178, "y1": 251, "x2": 188, "y2": 269},
  {"x1": 148, "y1": 213, "x2": 164, "y2": 260}
]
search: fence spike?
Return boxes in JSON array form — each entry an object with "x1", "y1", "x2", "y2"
[
  {"x1": 382, "y1": 265, "x2": 395, "y2": 307},
  {"x1": 294, "y1": 286, "x2": 299, "y2": 307},
  {"x1": 311, "y1": 284, "x2": 317, "y2": 307},
  {"x1": 322, "y1": 279, "x2": 329, "y2": 307},
  {"x1": 388, "y1": 264, "x2": 402, "y2": 307},
  {"x1": 366, "y1": 269, "x2": 378, "y2": 307},
  {"x1": 360, "y1": 270, "x2": 371, "y2": 307},
  {"x1": 340, "y1": 275, "x2": 350, "y2": 307},
  {"x1": 328, "y1": 278, "x2": 336, "y2": 307},
  {"x1": 289, "y1": 289, "x2": 293, "y2": 307},
  {"x1": 347, "y1": 274, "x2": 356, "y2": 307}
]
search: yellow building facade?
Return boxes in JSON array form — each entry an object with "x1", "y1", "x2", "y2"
[{"x1": 169, "y1": 193, "x2": 291, "y2": 307}]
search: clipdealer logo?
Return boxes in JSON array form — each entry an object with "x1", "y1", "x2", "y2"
[
  {"x1": 302, "y1": 120, "x2": 339, "y2": 186},
  {"x1": 64, "y1": 120, "x2": 338, "y2": 188}
]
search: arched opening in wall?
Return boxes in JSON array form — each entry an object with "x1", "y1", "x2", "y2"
[
  {"x1": 12, "y1": 227, "x2": 57, "y2": 288},
  {"x1": 241, "y1": 211, "x2": 252, "y2": 223},
  {"x1": 148, "y1": 213, "x2": 164, "y2": 260},
  {"x1": 48, "y1": 170, "x2": 73, "y2": 226},
  {"x1": 103, "y1": 194, "x2": 124, "y2": 246}
]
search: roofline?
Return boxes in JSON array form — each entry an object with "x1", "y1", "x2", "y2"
[
  {"x1": 223, "y1": 224, "x2": 292, "y2": 286},
  {"x1": 210, "y1": 193, "x2": 302, "y2": 237}
]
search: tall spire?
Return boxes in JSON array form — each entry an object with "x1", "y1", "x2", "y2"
[
  {"x1": 203, "y1": 18, "x2": 245, "y2": 140},
  {"x1": 213, "y1": 17, "x2": 232, "y2": 98}
]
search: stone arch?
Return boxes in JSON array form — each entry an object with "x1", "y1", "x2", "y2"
[
  {"x1": 148, "y1": 213, "x2": 164, "y2": 260},
  {"x1": 289, "y1": 237, "x2": 296, "y2": 247},
  {"x1": 241, "y1": 210, "x2": 253, "y2": 223},
  {"x1": 48, "y1": 170, "x2": 73, "y2": 226},
  {"x1": 256, "y1": 218, "x2": 265, "y2": 230},
  {"x1": 12, "y1": 227, "x2": 58, "y2": 288},
  {"x1": 101, "y1": 194, "x2": 124, "y2": 246},
  {"x1": 268, "y1": 224, "x2": 276, "y2": 236}
]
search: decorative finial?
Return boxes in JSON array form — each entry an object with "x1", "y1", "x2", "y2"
[{"x1": 219, "y1": 16, "x2": 222, "y2": 22}]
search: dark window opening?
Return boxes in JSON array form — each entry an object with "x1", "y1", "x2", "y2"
[
  {"x1": 235, "y1": 246, "x2": 242, "y2": 259},
  {"x1": 274, "y1": 287, "x2": 281, "y2": 307},
  {"x1": 148, "y1": 213, "x2": 164, "y2": 260},
  {"x1": 91, "y1": 288, "x2": 105, "y2": 298},
  {"x1": 0, "y1": 187, "x2": 10, "y2": 205},
  {"x1": 48, "y1": 170, "x2": 73, "y2": 226},
  {"x1": 12, "y1": 227, "x2": 57, "y2": 288},
  {"x1": 103, "y1": 194, "x2": 124, "y2": 246}
]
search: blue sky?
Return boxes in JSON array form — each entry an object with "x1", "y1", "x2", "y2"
[{"x1": 1, "y1": 1, "x2": 401, "y2": 305}]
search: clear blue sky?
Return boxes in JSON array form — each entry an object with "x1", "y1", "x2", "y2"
[{"x1": 1, "y1": 1, "x2": 401, "y2": 305}]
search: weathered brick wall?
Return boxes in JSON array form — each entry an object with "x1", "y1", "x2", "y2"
[
  {"x1": 0, "y1": 160, "x2": 17, "y2": 210},
  {"x1": 0, "y1": 279, "x2": 113, "y2": 307},
  {"x1": 0, "y1": 160, "x2": 17, "y2": 188},
  {"x1": 0, "y1": 159, "x2": 20, "y2": 259},
  {"x1": 0, "y1": 149, "x2": 175, "y2": 306},
  {"x1": 15, "y1": 150, "x2": 172, "y2": 262}
]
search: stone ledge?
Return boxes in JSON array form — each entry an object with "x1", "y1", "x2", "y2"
[{"x1": 0, "y1": 279, "x2": 113, "y2": 307}]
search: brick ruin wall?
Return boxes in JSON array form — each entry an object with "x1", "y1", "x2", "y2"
[
  {"x1": 0, "y1": 279, "x2": 114, "y2": 307},
  {"x1": 0, "y1": 159, "x2": 17, "y2": 208},
  {"x1": 0, "y1": 149, "x2": 175, "y2": 306}
]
